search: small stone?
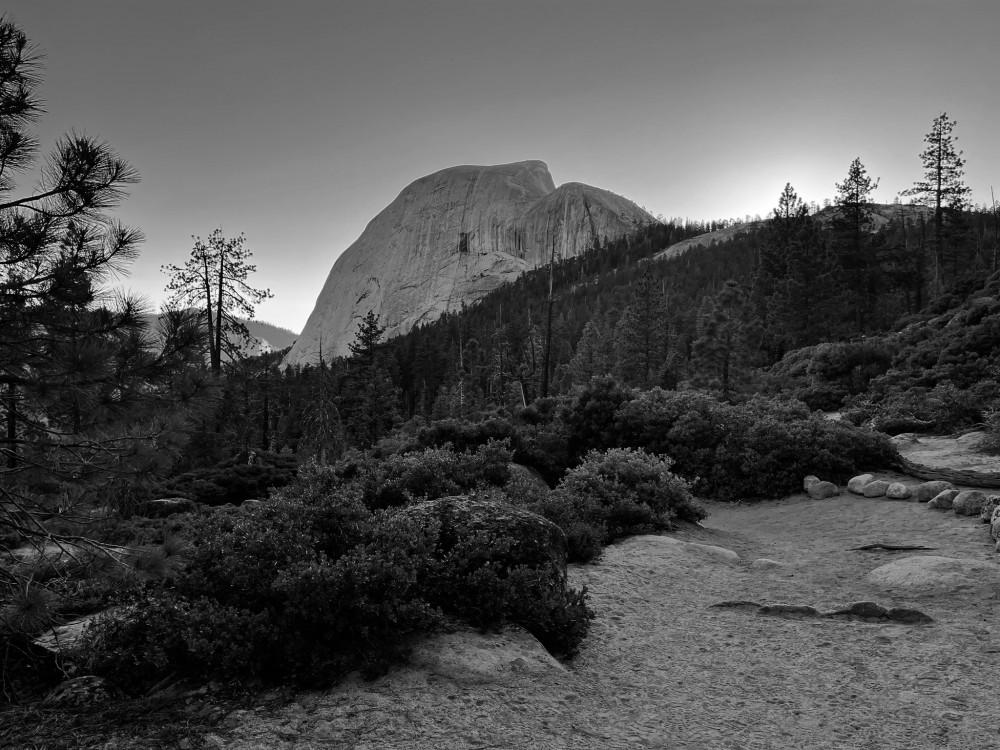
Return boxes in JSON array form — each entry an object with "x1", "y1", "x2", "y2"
[
  {"x1": 885, "y1": 482, "x2": 912, "y2": 500},
  {"x1": 862, "y1": 480, "x2": 890, "y2": 498},
  {"x1": 952, "y1": 490, "x2": 989, "y2": 516},
  {"x1": 928, "y1": 489, "x2": 960, "y2": 510},
  {"x1": 825, "y1": 601, "x2": 888, "y2": 620},
  {"x1": 803, "y1": 475, "x2": 821, "y2": 491},
  {"x1": 913, "y1": 481, "x2": 955, "y2": 504},
  {"x1": 807, "y1": 481, "x2": 839, "y2": 500},
  {"x1": 848, "y1": 474, "x2": 875, "y2": 494}
]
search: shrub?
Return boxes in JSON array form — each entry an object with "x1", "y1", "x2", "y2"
[
  {"x1": 554, "y1": 449, "x2": 703, "y2": 542},
  {"x1": 561, "y1": 377, "x2": 633, "y2": 459},
  {"x1": 607, "y1": 389, "x2": 898, "y2": 502},
  {"x1": 398, "y1": 496, "x2": 592, "y2": 658},
  {"x1": 155, "y1": 452, "x2": 298, "y2": 507},
  {"x1": 329, "y1": 440, "x2": 514, "y2": 510}
]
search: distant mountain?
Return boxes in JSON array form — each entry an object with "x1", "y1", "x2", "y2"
[
  {"x1": 284, "y1": 160, "x2": 654, "y2": 366},
  {"x1": 144, "y1": 313, "x2": 298, "y2": 357}
]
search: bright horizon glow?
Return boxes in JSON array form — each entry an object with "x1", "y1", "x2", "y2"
[{"x1": 4, "y1": 0, "x2": 998, "y2": 334}]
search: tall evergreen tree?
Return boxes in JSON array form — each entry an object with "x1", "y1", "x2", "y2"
[
  {"x1": 690, "y1": 281, "x2": 753, "y2": 400},
  {"x1": 831, "y1": 158, "x2": 880, "y2": 332},
  {"x1": 615, "y1": 271, "x2": 669, "y2": 387},
  {"x1": 905, "y1": 113, "x2": 972, "y2": 293},
  {"x1": 162, "y1": 229, "x2": 273, "y2": 374},
  {"x1": 342, "y1": 310, "x2": 400, "y2": 447}
]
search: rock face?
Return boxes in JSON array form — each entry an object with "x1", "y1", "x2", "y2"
[{"x1": 285, "y1": 161, "x2": 654, "y2": 364}]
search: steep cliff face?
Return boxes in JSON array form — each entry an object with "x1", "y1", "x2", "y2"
[{"x1": 285, "y1": 161, "x2": 652, "y2": 365}]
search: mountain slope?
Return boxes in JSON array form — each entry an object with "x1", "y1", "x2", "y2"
[{"x1": 284, "y1": 161, "x2": 653, "y2": 365}]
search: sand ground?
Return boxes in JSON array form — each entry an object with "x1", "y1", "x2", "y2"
[{"x1": 216, "y1": 472, "x2": 1000, "y2": 750}]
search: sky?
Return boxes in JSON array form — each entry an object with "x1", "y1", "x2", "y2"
[{"x1": 5, "y1": 0, "x2": 999, "y2": 334}]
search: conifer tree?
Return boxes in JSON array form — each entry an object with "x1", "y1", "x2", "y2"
[
  {"x1": 615, "y1": 271, "x2": 669, "y2": 387},
  {"x1": 0, "y1": 17, "x2": 209, "y2": 636},
  {"x1": 342, "y1": 310, "x2": 400, "y2": 447},
  {"x1": 831, "y1": 158, "x2": 880, "y2": 332},
  {"x1": 162, "y1": 229, "x2": 273, "y2": 374},
  {"x1": 905, "y1": 113, "x2": 972, "y2": 293},
  {"x1": 567, "y1": 319, "x2": 615, "y2": 386},
  {"x1": 691, "y1": 281, "x2": 753, "y2": 400}
]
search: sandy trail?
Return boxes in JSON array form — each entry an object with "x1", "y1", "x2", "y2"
[{"x1": 219, "y1": 478, "x2": 1000, "y2": 750}]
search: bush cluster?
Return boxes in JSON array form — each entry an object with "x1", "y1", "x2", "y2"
[
  {"x1": 81, "y1": 457, "x2": 592, "y2": 691},
  {"x1": 153, "y1": 452, "x2": 298, "y2": 507},
  {"x1": 561, "y1": 379, "x2": 897, "y2": 502},
  {"x1": 498, "y1": 447, "x2": 704, "y2": 563}
]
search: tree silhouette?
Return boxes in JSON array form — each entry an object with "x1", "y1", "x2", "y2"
[{"x1": 163, "y1": 229, "x2": 272, "y2": 374}]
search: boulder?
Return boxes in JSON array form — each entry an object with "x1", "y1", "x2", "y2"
[
  {"x1": 135, "y1": 497, "x2": 197, "y2": 518},
  {"x1": 803, "y1": 475, "x2": 821, "y2": 491},
  {"x1": 654, "y1": 536, "x2": 740, "y2": 564},
  {"x1": 847, "y1": 474, "x2": 875, "y2": 494},
  {"x1": 509, "y1": 463, "x2": 550, "y2": 492},
  {"x1": 913, "y1": 481, "x2": 955, "y2": 504},
  {"x1": 885, "y1": 482, "x2": 912, "y2": 500},
  {"x1": 980, "y1": 497, "x2": 999, "y2": 523},
  {"x1": 927, "y1": 489, "x2": 960, "y2": 510},
  {"x1": 862, "y1": 481, "x2": 891, "y2": 498},
  {"x1": 991, "y1": 514, "x2": 1000, "y2": 542},
  {"x1": 952, "y1": 490, "x2": 990, "y2": 517},
  {"x1": 407, "y1": 625, "x2": 565, "y2": 683},
  {"x1": 807, "y1": 481, "x2": 839, "y2": 500},
  {"x1": 867, "y1": 555, "x2": 1000, "y2": 595}
]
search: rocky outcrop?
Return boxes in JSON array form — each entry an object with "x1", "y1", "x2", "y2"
[{"x1": 285, "y1": 161, "x2": 654, "y2": 364}]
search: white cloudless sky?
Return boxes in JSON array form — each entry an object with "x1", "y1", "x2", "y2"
[{"x1": 5, "y1": 0, "x2": 998, "y2": 333}]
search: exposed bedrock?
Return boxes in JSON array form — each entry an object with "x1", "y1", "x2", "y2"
[{"x1": 285, "y1": 160, "x2": 653, "y2": 365}]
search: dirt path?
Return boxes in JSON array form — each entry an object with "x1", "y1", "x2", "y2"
[{"x1": 216, "y1": 478, "x2": 1000, "y2": 750}]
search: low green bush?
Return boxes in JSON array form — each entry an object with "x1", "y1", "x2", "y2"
[
  {"x1": 505, "y1": 447, "x2": 704, "y2": 562},
  {"x1": 607, "y1": 389, "x2": 897, "y2": 502},
  {"x1": 155, "y1": 452, "x2": 298, "y2": 507},
  {"x1": 81, "y1": 462, "x2": 592, "y2": 689}
]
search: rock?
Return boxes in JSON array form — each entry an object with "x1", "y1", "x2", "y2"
[
  {"x1": 980, "y1": 497, "x2": 999, "y2": 523},
  {"x1": 284, "y1": 161, "x2": 654, "y2": 364},
  {"x1": 847, "y1": 474, "x2": 875, "y2": 494},
  {"x1": 952, "y1": 490, "x2": 989, "y2": 516},
  {"x1": 891, "y1": 433, "x2": 920, "y2": 446},
  {"x1": 807, "y1": 481, "x2": 839, "y2": 500},
  {"x1": 803, "y1": 475, "x2": 821, "y2": 491},
  {"x1": 887, "y1": 607, "x2": 935, "y2": 624},
  {"x1": 927, "y1": 489, "x2": 960, "y2": 510},
  {"x1": 509, "y1": 463, "x2": 550, "y2": 491},
  {"x1": 862, "y1": 480, "x2": 891, "y2": 498},
  {"x1": 913, "y1": 481, "x2": 955, "y2": 504},
  {"x1": 867, "y1": 555, "x2": 1000, "y2": 595},
  {"x1": 43, "y1": 676, "x2": 125, "y2": 708},
  {"x1": 991, "y1": 515, "x2": 1000, "y2": 542},
  {"x1": 652, "y1": 535, "x2": 741, "y2": 564},
  {"x1": 885, "y1": 482, "x2": 912, "y2": 500},
  {"x1": 135, "y1": 497, "x2": 196, "y2": 518},
  {"x1": 955, "y1": 430, "x2": 986, "y2": 447},
  {"x1": 408, "y1": 625, "x2": 565, "y2": 683},
  {"x1": 34, "y1": 608, "x2": 125, "y2": 654}
]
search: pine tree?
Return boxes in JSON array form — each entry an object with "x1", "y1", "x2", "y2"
[
  {"x1": 905, "y1": 113, "x2": 972, "y2": 293},
  {"x1": 567, "y1": 318, "x2": 615, "y2": 386},
  {"x1": 615, "y1": 271, "x2": 669, "y2": 387},
  {"x1": 831, "y1": 158, "x2": 880, "y2": 332},
  {"x1": 0, "y1": 17, "x2": 209, "y2": 633},
  {"x1": 342, "y1": 310, "x2": 400, "y2": 447},
  {"x1": 162, "y1": 229, "x2": 273, "y2": 374},
  {"x1": 691, "y1": 281, "x2": 753, "y2": 400}
]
